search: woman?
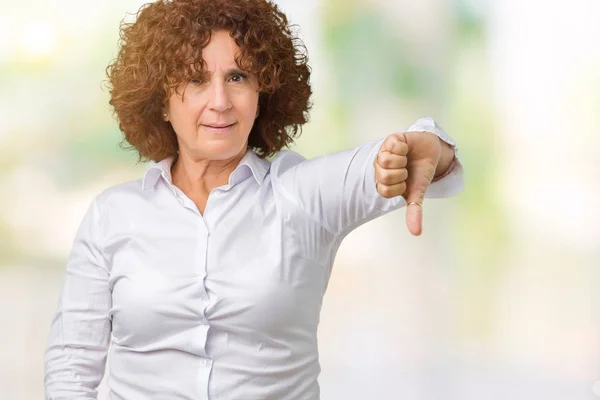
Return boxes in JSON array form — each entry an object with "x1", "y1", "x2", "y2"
[{"x1": 44, "y1": 0, "x2": 463, "y2": 399}]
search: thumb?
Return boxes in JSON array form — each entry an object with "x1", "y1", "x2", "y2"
[
  {"x1": 397, "y1": 131, "x2": 439, "y2": 236},
  {"x1": 403, "y1": 162, "x2": 435, "y2": 237}
]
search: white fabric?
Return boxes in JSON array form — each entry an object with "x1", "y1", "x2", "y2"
[{"x1": 45, "y1": 117, "x2": 464, "y2": 400}]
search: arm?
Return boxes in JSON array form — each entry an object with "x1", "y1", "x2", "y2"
[
  {"x1": 272, "y1": 117, "x2": 463, "y2": 237},
  {"x1": 44, "y1": 197, "x2": 111, "y2": 400}
]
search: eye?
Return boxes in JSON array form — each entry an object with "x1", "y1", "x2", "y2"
[
  {"x1": 230, "y1": 73, "x2": 248, "y2": 83},
  {"x1": 190, "y1": 79, "x2": 204, "y2": 85}
]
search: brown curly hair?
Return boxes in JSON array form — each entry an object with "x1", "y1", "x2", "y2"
[{"x1": 105, "y1": 0, "x2": 312, "y2": 162}]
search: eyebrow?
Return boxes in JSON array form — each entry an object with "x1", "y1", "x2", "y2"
[
  {"x1": 228, "y1": 67, "x2": 247, "y2": 74},
  {"x1": 201, "y1": 68, "x2": 248, "y2": 76}
]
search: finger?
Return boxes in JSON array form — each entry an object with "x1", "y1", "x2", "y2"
[
  {"x1": 405, "y1": 201, "x2": 423, "y2": 236},
  {"x1": 403, "y1": 164, "x2": 434, "y2": 236},
  {"x1": 392, "y1": 132, "x2": 409, "y2": 155},
  {"x1": 375, "y1": 166, "x2": 408, "y2": 186},
  {"x1": 376, "y1": 151, "x2": 407, "y2": 170},
  {"x1": 381, "y1": 133, "x2": 409, "y2": 156},
  {"x1": 376, "y1": 181, "x2": 407, "y2": 199}
]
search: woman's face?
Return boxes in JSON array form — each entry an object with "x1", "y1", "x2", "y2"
[{"x1": 166, "y1": 30, "x2": 260, "y2": 161}]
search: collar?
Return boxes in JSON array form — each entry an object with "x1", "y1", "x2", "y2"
[{"x1": 141, "y1": 149, "x2": 270, "y2": 190}]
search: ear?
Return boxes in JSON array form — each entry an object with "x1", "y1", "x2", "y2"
[
  {"x1": 255, "y1": 105, "x2": 260, "y2": 119},
  {"x1": 163, "y1": 111, "x2": 169, "y2": 121}
]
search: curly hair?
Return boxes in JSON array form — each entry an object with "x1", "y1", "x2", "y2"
[{"x1": 105, "y1": 0, "x2": 312, "y2": 162}]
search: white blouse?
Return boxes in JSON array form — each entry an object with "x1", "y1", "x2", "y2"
[{"x1": 44, "y1": 117, "x2": 464, "y2": 400}]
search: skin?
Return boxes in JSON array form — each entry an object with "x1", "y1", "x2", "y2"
[
  {"x1": 374, "y1": 131, "x2": 455, "y2": 236},
  {"x1": 163, "y1": 29, "x2": 260, "y2": 214},
  {"x1": 163, "y1": 30, "x2": 456, "y2": 232}
]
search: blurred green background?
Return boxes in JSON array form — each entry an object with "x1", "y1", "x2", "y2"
[{"x1": 1, "y1": 0, "x2": 599, "y2": 399}]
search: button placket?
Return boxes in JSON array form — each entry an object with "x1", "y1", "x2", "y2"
[
  {"x1": 194, "y1": 218, "x2": 212, "y2": 397},
  {"x1": 197, "y1": 356, "x2": 213, "y2": 399}
]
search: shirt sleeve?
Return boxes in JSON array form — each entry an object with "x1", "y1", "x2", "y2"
[
  {"x1": 272, "y1": 117, "x2": 464, "y2": 236},
  {"x1": 403, "y1": 116, "x2": 464, "y2": 198},
  {"x1": 44, "y1": 196, "x2": 111, "y2": 400}
]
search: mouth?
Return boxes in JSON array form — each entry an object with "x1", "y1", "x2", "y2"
[{"x1": 202, "y1": 122, "x2": 236, "y2": 133}]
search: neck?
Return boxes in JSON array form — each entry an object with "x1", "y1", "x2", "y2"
[{"x1": 171, "y1": 148, "x2": 247, "y2": 195}]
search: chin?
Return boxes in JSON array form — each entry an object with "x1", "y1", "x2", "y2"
[{"x1": 196, "y1": 139, "x2": 248, "y2": 160}]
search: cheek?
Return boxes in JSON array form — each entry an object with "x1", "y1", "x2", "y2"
[
  {"x1": 240, "y1": 95, "x2": 259, "y2": 122},
  {"x1": 170, "y1": 101, "x2": 203, "y2": 129}
]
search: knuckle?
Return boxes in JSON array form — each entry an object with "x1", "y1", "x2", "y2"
[
  {"x1": 379, "y1": 169, "x2": 391, "y2": 183},
  {"x1": 380, "y1": 185, "x2": 394, "y2": 198},
  {"x1": 399, "y1": 182, "x2": 407, "y2": 194},
  {"x1": 378, "y1": 153, "x2": 390, "y2": 168},
  {"x1": 400, "y1": 141, "x2": 408, "y2": 152},
  {"x1": 401, "y1": 168, "x2": 409, "y2": 180},
  {"x1": 379, "y1": 168, "x2": 388, "y2": 183}
]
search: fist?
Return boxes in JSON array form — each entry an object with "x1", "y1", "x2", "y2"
[
  {"x1": 373, "y1": 133, "x2": 409, "y2": 199},
  {"x1": 374, "y1": 131, "x2": 444, "y2": 236}
]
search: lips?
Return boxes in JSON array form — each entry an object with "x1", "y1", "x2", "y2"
[
  {"x1": 203, "y1": 123, "x2": 235, "y2": 128},
  {"x1": 201, "y1": 122, "x2": 236, "y2": 134}
]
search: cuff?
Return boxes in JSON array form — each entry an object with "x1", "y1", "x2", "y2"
[{"x1": 406, "y1": 116, "x2": 459, "y2": 182}]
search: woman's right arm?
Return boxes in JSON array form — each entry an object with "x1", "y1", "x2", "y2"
[
  {"x1": 270, "y1": 118, "x2": 463, "y2": 237},
  {"x1": 44, "y1": 196, "x2": 111, "y2": 400}
]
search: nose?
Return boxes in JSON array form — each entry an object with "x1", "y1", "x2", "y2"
[{"x1": 207, "y1": 80, "x2": 232, "y2": 113}]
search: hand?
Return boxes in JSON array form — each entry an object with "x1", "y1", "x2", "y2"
[{"x1": 374, "y1": 131, "x2": 443, "y2": 236}]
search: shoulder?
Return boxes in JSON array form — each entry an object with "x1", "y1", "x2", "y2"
[
  {"x1": 94, "y1": 178, "x2": 146, "y2": 213},
  {"x1": 269, "y1": 149, "x2": 307, "y2": 178}
]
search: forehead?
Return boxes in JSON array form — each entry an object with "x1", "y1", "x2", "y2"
[
  {"x1": 195, "y1": 30, "x2": 243, "y2": 70},
  {"x1": 168, "y1": 29, "x2": 255, "y2": 89}
]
